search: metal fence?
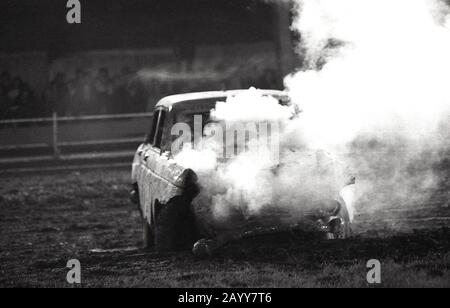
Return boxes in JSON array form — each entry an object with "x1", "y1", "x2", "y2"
[{"x1": 0, "y1": 112, "x2": 152, "y2": 167}]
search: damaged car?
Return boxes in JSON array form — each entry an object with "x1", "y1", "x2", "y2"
[{"x1": 130, "y1": 89, "x2": 355, "y2": 256}]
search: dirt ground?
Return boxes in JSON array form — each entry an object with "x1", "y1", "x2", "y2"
[{"x1": 0, "y1": 168, "x2": 449, "y2": 288}]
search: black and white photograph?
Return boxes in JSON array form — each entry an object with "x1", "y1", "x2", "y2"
[{"x1": 0, "y1": 0, "x2": 449, "y2": 292}]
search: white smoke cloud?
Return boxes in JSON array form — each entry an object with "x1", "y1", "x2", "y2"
[
  {"x1": 211, "y1": 89, "x2": 293, "y2": 122},
  {"x1": 286, "y1": 0, "x2": 450, "y2": 212},
  {"x1": 174, "y1": 89, "x2": 353, "y2": 221}
]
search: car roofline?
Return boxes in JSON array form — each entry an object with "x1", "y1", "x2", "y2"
[{"x1": 155, "y1": 89, "x2": 288, "y2": 109}]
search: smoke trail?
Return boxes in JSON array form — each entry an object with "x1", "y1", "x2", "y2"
[{"x1": 285, "y1": 0, "x2": 450, "y2": 213}]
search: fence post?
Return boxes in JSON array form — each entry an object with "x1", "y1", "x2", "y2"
[{"x1": 52, "y1": 112, "x2": 60, "y2": 159}]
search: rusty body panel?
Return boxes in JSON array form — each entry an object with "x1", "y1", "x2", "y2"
[{"x1": 131, "y1": 144, "x2": 190, "y2": 227}]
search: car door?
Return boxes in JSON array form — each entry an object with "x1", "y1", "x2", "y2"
[{"x1": 135, "y1": 107, "x2": 168, "y2": 226}]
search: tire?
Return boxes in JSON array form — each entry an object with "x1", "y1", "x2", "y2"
[
  {"x1": 154, "y1": 196, "x2": 199, "y2": 253},
  {"x1": 325, "y1": 198, "x2": 352, "y2": 239}
]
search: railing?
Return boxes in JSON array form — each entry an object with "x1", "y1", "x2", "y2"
[{"x1": 0, "y1": 112, "x2": 153, "y2": 164}]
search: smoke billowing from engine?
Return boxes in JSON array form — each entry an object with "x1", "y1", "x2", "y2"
[
  {"x1": 175, "y1": 0, "x2": 450, "y2": 225},
  {"x1": 175, "y1": 89, "x2": 354, "y2": 220},
  {"x1": 286, "y1": 0, "x2": 450, "y2": 213}
]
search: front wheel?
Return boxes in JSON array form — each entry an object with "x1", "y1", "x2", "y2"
[
  {"x1": 327, "y1": 198, "x2": 352, "y2": 239},
  {"x1": 154, "y1": 196, "x2": 199, "y2": 253}
]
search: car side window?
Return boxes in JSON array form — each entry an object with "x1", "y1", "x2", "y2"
[
  {"x1": 148, "y1": 110, "x2": 160, "y2": 145},
  {"x1": 153, "y1": 109, "x2": 166, "y2": 149}
]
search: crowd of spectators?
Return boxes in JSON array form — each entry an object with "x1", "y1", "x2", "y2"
[
  {"x1": 45, "y1": 67, "x2": 147, "y2": 117},
  {"x1": 0, "y1": 66, "x2": 282, "y2": 119}
]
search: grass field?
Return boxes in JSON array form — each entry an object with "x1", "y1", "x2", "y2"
[{"x1": 0, "y1": 169, "x2": 449, "y2": 288}]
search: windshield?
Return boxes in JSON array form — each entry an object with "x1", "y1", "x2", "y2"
[{"x1": 171, "y1": 94, "x2": 297, "y2": 159}]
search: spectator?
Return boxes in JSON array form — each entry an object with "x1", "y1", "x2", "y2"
[
  {"x1": 7, "y1": 77, "x2": 22, "y2": 102},
  {"x1": 0, "y1": 71, "x2": 12, "y2": 93},
  {"x1": 127, "y1": 73, "x2": 147, "y2": 113},
  {"x1": 112, "y1": 67, "x2": 133, "y2": 113},
  {"x1": 3, "y1": 77, "x2": 23, "y2": 118},
  {"x1": 93, "y1": 67, "x2": 113, "y2": 114},
  {"x1": 0, "y1": 89, "x2": 7, "y2": 119},
  {"x1": 46, "y1": 72, "x2": 70, "y2": 116},
  {"x1": 15, "y1": 84, "x2": 37, "y2": 117},
  {"x1": 68, "y1": 69, "x2": 93, "y2": 116},
  {"x1": 0, "y1": 72, "x2": 11, "y2": 118},
  {"x1": 258, "y1": 68, "x2": 282, "y2": 90}
]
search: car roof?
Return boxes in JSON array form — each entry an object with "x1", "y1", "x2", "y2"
[{"x1": 155, "y1": 89, "x2": 288, "y2": 109}]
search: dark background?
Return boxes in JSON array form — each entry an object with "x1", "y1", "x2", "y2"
[
  {"x1": 0, "y1": 0, "x2": 275, "y2": 56},
  {"x1": 0, "y1": 0, "x2": 297, "y2": 118}
]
